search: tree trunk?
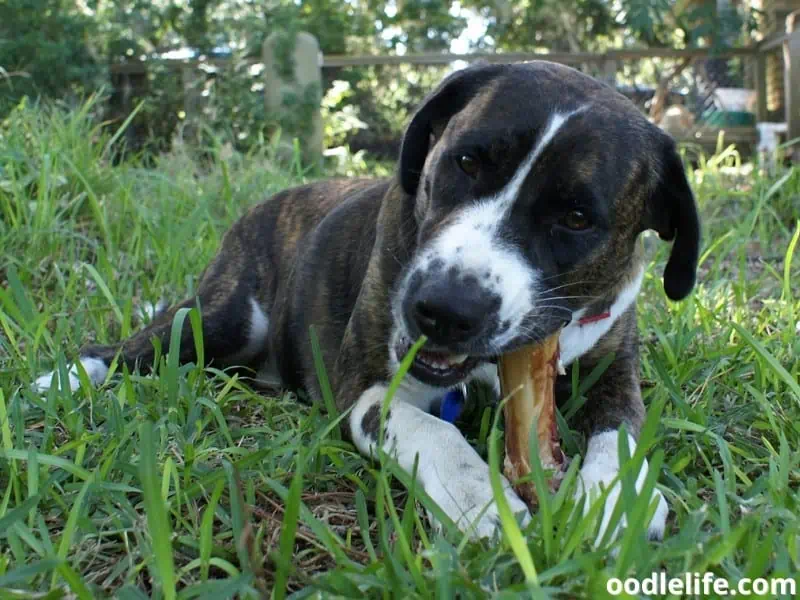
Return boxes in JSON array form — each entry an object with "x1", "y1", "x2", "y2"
[{"x1": 649, "y1": 57, "x2": 693, "y2": 123}]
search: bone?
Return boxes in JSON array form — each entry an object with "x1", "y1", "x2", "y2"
[{"x1": 499, "y1": 331, "x2": 566, "y2": 508}]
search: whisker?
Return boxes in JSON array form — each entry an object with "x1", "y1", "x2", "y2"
[
  {"x1": 532, "y1": 305, "x2": 574, "y2": 314},
  {"x1": 539, "y1": 294, "x2": 602, "y2": 301}
]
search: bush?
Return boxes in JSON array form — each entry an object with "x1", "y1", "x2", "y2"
[{"x1": 0, "y1": 0, "x2": 104, "y2": 116}]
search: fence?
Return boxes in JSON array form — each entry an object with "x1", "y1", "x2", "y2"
[{"x1": 109, "y1": 9, "x2": 800, "y2": 163}]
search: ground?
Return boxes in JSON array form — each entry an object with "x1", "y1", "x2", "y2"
[{"x1": 0, "y1": 102, "x2": 798, "y2": 599}]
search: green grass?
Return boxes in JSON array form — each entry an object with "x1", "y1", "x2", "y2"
[{"x1": 1, "y1": 98, "x2": 799, "y2": 598}]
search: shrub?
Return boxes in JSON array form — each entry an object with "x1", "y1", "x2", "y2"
[{"x1": 0, "y1": 0, "x2": 104, "y2": 116}]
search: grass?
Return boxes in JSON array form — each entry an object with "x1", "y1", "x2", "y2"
[{"x1": 0, "y1": 98, "x2": 799, "y2": 598}]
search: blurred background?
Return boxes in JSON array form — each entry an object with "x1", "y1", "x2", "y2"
[{"x1": 1, "y1": 1, "x2": 797, "y2": 169}]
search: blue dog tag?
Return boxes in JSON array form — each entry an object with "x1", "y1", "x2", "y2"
[{"x1": 439, "y1": 389, "x2": 465, "y2": 423}]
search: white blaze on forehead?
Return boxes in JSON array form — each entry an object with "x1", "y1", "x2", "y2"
[
  {"x1": 487, "y1": 109, "x2": 578, "y2": 214},
  {"x1": 403, "y1": 109, "x2": 584, "y2": 347}
]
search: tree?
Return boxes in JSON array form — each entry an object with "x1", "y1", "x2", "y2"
[
  {"x1": 469, "y1": 0, "x2": 618, "y2": 53},
  {"x1": 0, "y1": 0, "x2": 103, "y2": 115},
  {"x1": 464, "y1": 0, "x2": 755, "y2": 121}
]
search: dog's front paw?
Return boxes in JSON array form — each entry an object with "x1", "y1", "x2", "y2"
[
  {"x1": 576, "y1": 430, "x2": 668, "y2": 545},
  {"x1": 33, "y1": 357, "x2": 108, "y2": 394},
  {"x1": 34, "y1": 370, "x2": 77, "y2": 394},
  {"x1": 577, "y1": 463, "x2": 668, "y2": 543},
  {"x1": 423, "y1": 456, "x2": 531, "y2": 539}
]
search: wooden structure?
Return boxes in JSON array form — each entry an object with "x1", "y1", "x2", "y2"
[
  {"x1": 785, "y1": 9, "x2": 800, "y2": 158},
  {"x1": 108, "y1": 17, "x2": 800, "y2": 162},
  {"x1": 263, "y1": 32, "x2": 323, "y2": 165}
]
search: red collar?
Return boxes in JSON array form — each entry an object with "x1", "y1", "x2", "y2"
[{"x1": 577, "y1": 311, "x2": 611, "y2": 326}]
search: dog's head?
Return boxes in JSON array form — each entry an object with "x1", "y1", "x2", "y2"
[{"x1": 389, "y1": 61, "x2": 700, "y2": 388}]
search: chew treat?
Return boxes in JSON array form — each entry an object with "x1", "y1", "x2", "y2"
[{"x1": 500, "y1": 332, "x2": 566, "y2": 507}]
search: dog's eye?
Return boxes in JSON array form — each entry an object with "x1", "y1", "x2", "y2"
[
  {"x1": 560, "y1": 209, "x2": 592, "y2": 231},
  {"x1": 457, "y1": 154, "x2": 480, "y2": 178}
]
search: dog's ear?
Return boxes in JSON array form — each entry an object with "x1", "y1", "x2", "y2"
[
  {"x1": 643, "y1": 136, "x2": 701, "y2": 301},
  {"x1": 399, "y1": 65, "x2": 503, "y2": 195}
]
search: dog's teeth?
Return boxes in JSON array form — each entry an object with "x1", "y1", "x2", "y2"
[
  {"x1": 416, "y1": 351, "x2": 469, "y2": 372},
  {"x1": 449, "y1": 354, "x2": 469, "y2": 365}
]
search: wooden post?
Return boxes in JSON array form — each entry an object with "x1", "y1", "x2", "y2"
[
  {"x1": 181, "y1": 65, "x2": 202, "y2": 143},
  {"x1": 755, "y1": 51, "x2": 768, "y2": 122},
  {"x1": 263, "y1": 32, "x2": 323, "y2": 166},
  {"x1": 785, "y1": 10, "x2": 800, "y2": 160},
  {"x1": 601, "y1": 58, "x2": 618, "y2": 87}
]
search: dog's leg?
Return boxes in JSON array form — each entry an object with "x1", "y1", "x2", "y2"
[
  {"x1": 35, "y1": 242, "x2": 271, "y2": 392},
  {"x1": 348, "y1": 383, "x2": 530, "y2": 539},
  {"x1": 576, "y1": 428, "x2": 668, "y2": 544},
  {"x1": 35, "y1": 290, "x2": 269, "y2": 392},
  {"x1": 571, "y1": 334, "x2": 669, "y2": 543}
]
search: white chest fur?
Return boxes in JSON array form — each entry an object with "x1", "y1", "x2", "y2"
[{"x1": 558, "y1": 268, "x2": 644, "y2": 366}]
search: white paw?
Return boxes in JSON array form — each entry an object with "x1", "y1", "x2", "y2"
[
  {"x1": 348, "y1": 387, "x2": 529, "y2": 540},
  {"x1": 34, "y1": 357, "x2": 108, "y2": 394},
  {"x1": 576, "y1": 430, "x2": 668, "y2": 545},
  {"x1": 422, "y1": 453, "x2": 531, "y2": 539}
]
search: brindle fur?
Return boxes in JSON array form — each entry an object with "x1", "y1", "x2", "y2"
[{"x1": 78, "y1": 61, "x2": 699, "y2": 449}]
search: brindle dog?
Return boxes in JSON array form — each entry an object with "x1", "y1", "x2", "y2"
[{"x1": 37, "y1": 61, "x2": 700, "y2": 539}]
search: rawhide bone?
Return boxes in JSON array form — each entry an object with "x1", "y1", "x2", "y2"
[{"x1": 499, "y1": 331, "x2": 567, "y2": 508}]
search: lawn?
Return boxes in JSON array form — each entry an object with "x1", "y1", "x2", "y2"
[{"x1": 0, "y1": 100, "x2": 799, "y2": 599}]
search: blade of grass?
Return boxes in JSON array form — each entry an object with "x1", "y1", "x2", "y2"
[
  {"x1": 309, "y1": 325, "x2": 340, "y2": 438},
  {"x1": 728, "y1": 321, "x2": 800, "y2": 405},
  {"x1": 487, "y1": 395, "x2": 539, "y2": 587},
  {"x1": 379, "y1": 458, "x2": 427, "y2": 594},
  {"x1": 82, "y1": 263, "x2": 124, "y2": 327},
  {"x1": 0, "y1": 559, "x2": 61, "y2": 588},
  {"x1": 526, "y1": 417, "x2": 555, "y2": 563},
  {"x1": 62, "y1": 155, "x2": 113, "y2": 254},
  {"x1": 166, "y1": 307, "x2": 193, "y2": 408},
  {"x1": 139, "y1": 422, "x2": 177, "y2": 600},
  {"x1": 199, "y1": 480, "x2": 225, "y2": 581},
  {"x1": 272, "y1": 449, "x2": 305, "y2": 600},
  {"x1": 0, "y1": 494, "x2": 40, "y2": 537},
  {"x1": 222, "y1": 460, "x2": 255, "y2": 579},
  {"x1": 102, "y1": 100, "x2": 145, "y2": 158},
  {"x1": 379, "y1": 335, "x2": 427, "y2": 448},
  {"x1": 51, "y1": 477, "x2": 92, "y2": 589},
  {"x1": 57, "y1": 561, "x2": 94, "y2": 600},
  {"x1": 0, "y1": 449, "x2": 92, "y2": 481}
]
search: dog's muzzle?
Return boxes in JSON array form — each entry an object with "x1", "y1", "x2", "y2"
[
  {"x1": 396, "y1": 272, "x2": 501, "y2": 387},
  {"x1": 405, "y1": 278, "x2": 500, "y2": 346}
]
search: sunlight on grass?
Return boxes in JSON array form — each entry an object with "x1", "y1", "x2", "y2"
[{"x1": 0, "y1": 100, "x2": 798, "y2": 597}]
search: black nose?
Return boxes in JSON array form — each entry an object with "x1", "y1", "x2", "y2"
[{"x1": 408, "y1": 281, "x2": 498, "y2": 345}]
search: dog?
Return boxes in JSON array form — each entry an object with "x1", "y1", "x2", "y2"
[{"x1": 36, "y1": 61, "x2": 700, "y2": 540}]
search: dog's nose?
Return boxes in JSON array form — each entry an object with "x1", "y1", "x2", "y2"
[{"x1": 409, "y1": 282, "x2": 497, "y2": 345}]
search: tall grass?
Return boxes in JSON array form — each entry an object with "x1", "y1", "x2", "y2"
[{"x1": 0, "y1": 100, "x2": 798, "y2": 598}]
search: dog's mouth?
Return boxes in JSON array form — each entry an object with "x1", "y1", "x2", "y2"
[{"x1": 394, "y1": 336, "x2": 486, "y2": 387}]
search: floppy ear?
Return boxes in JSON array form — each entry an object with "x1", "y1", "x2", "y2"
[
  {"x1": 399, "y1": 64, "x2": 505, "y2": 195},
  {"x1": 643, "y1": 136, "x2": 701, "y2": 301}
]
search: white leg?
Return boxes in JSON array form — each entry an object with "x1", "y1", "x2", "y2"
[
  {"x1": 576, "y1": 430, "x2": 668, "y2": 544},
  {"x1": 350, "y1": 384, "x2": 530, "y2": 538},
  {"x1": 34, "y1": 356, "x2": 109, "y2": 393}
]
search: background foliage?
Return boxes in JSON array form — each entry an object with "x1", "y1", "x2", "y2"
[{"x1": 0, "y1": 0, "x2": 758, "y2": 161}]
